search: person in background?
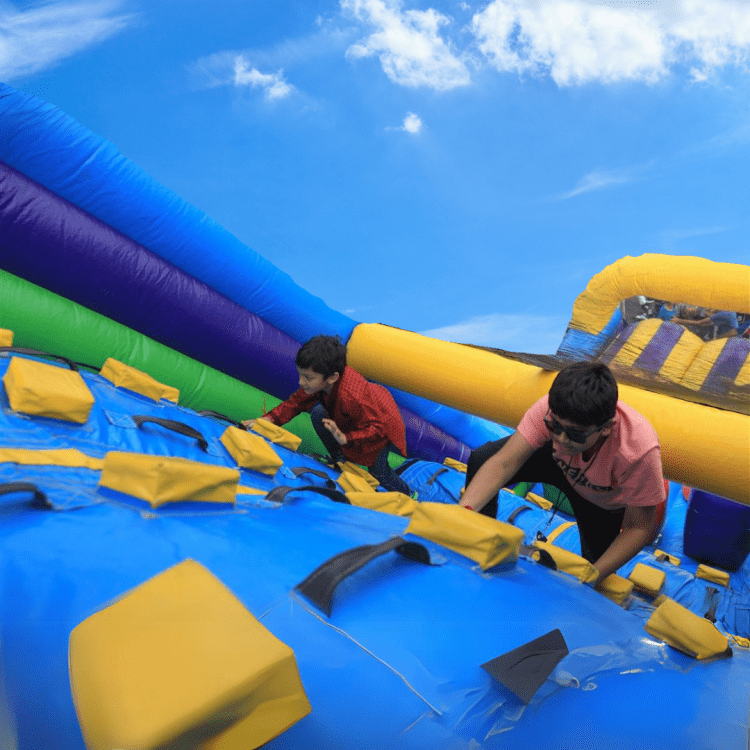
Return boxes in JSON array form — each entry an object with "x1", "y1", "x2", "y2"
[{"x1": 688, "y1": 309, "x2": 739, "y2": 340}]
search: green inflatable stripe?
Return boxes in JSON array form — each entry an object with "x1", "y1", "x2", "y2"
[{"x1": 0, "y1": 270, "x2": 326, "y2": 455}]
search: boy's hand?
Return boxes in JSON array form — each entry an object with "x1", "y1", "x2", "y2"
[
  {"x1": 322, "y1": 418, "x2": 347, "y2": 445},
  {"x1": 241, "y1": 416, "x2": 271, "y2": 430}
]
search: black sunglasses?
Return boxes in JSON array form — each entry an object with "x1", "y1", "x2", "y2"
[{"x1": 543, "y1": 413, "x2": 609, "y2": 445}]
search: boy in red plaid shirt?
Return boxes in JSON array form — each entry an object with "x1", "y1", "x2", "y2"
[{"x1": 245, "y1": 335, "x2": 413, "y2": 495}]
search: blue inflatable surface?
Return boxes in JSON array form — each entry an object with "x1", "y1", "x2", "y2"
[{"x1": 0, "y1": 351, "x2": 747, "y2": 750}]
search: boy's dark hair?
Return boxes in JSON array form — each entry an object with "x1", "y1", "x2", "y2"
[
  {"x1": 548, "y1": 361, "x2": 618, "y2": 427},
  {"x1": 295, "y1": 335, "x2": 347, "y2": 379}
]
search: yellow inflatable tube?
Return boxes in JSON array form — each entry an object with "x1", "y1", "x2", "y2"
[
  {"x1": 348, "y1": 323, "x2": 749, "y2": 507},
  {"x1": 571, "y1": 255, "x2": 750, "y2": 335}
]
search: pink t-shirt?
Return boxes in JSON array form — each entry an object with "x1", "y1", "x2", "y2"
[{"x1": 517, "y1": 395, "x2": 665, "y2": 511}]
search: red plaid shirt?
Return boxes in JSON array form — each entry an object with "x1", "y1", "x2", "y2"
[{"x1": 264, "y1": 366, "x2": 407, "y2": 466}]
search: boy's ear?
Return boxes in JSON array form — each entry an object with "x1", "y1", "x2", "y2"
[
  {"x1": 600, "y1": 420, "x2": 614, "y2": 437},
  {"x1": 325, "y1": 372, "x2": 340, "y2": 386}
]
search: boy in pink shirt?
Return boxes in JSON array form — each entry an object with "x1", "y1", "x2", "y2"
[{"x1": 461, "y1": 362, "x2": 665, "y2": 588}]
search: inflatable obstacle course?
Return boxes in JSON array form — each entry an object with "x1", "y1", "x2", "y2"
[{"x1": 0, "y1": 80, "x2": 749, "y2": 749}]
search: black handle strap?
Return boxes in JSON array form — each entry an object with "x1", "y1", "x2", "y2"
[
  {"x1": 295, "y1": 536, "x2": 432, "y2": 616},
  {"x1": 703, "y1": 586, "x2": 720, "y2": 623},
  {"x1": 426, "y1": 467, "x2": 448, "y2": 485},
  {"x1": 290, "y1": 467, "x2": 337, "y2": 489},
  {"x1": 265, "y1": 485, "x2": 350, "y2": 505},
  {"x1": 0, "y1": 346, "x2": 81, "y2": 371},
  {"x1": 0, "y1": 482, "x2": 49, "y2": 509},
  {"x1": 198, "y1": 410, "x2": 246, "y2": 429},
  {"x1": 132, "y1": 415, "x2": 208, "y2": 451},
  {"x1": 521, "y1": 544, "x2": 558, "y2": 571}
]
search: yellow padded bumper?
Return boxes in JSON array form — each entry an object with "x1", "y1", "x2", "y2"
[
  {"x1": 69, "y1": 559, "x2": 311, "y2": 750},
  {"x1": 99, "y1": 358, "x2": 180, "y2": 403},
  {"x1": 2, "y1": 356, "x2": 94, "y2": 424},
  {"x1": 645, "y1": 597, "x2": 731, "y2": 660},
  {"x1": 406, "y1": 502, "x2": 523, "y2": 570},
  {"x1": 99, "y1": 452, "x2": 240, "y2": 508},
  {"x1": 220, "y1": 426, "x2": 283, "y2": 475}
]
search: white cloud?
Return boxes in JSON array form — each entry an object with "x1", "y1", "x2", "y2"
[
  {"x1": 670, "y1": 0, "x2": 750, "y2": 74},
  {"x1": 469, "y1": 0, "x2": 750, "y2": 86},
  {"x1": 555, "y1": 159, "x2": 655, "y2": 199},
  {"x1": 402, "y1": 111, "x2": 423, "y2": 132},
  {"x1": 559, "y1": 167, "x2": 636, "y2": 198},
  {"x1": 341, "y1": 0, "x2": 471, "y2": 90},
  {"x1": 386, "y1": 110, "x2": 423, "y2": 131},
  {"x1": 233, "y1": 56, "x2": 294, "y2": 98},
  {"x1": 0, "y1": 0, "x2": 133, "y2": 81},
  {"x1": 420, "y1": 313, "x2": 570, "y2": 354},
  {"x1": 471, "y1": 0, "x2": 668, "y2": 85}
]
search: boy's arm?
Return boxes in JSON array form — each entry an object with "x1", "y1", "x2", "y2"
[
  {"x1": 592, "y1": 504, "x2": 658, "y2": 588},
  {"x1": 257, "y1": 390, "x2": 313, "y2": 427},
  {"x1": 462, "y1": 431, "x2": 535, "y2": 512},
  {"x1": 592, "y1": 447, "x2": 664, "y2": 587},
  {"x1": 321, "y1": 418, "x2": 348, "y2": 445}
]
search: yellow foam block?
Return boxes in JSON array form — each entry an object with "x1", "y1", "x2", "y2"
[
  {"x1": 339, "y1": 461, "x2": 380, "y2": 488},
  {"x1": 337, "y1": 471, "x2": 375, "y2": 494},
  {"x1": 599, "y1": 574, "x2": 634, "y2": 606},
  {"x1": 532, "y1": 541, "x2": 598, "y2": 584},
  {"x1": 645, "y1": 597, "x2": 730, "y2": 660},
  {"x1": 99, "y1": 358, "x2": 180, "y2": 403},
  {"x1": 443, "y1": 457, "x2": 467, "y2": 473},
  {"x1": 99, "y1": 452, "x2": 239, "y2": 508},
  {"x1": 250, "y1": 419, "x2": 302, "y2": 451},
  {"x1": 695, "y1": 564, "x2": 730, "y2": 587},
  {"x1": 346, "y1": 491, "x2": 417, "y2": 517},
  {"x1": 653, "y1": 549, "x2": 681, "y2": 566},
  {"x1": 406, "y1": 502, "x2": 523, "y2": 570},
  {"x1": 524, "y1": 491, "x2": 553, "y2": 511},
  {"x1": 2, "y1": 356, "x2": 94, "y2": 424},
  {"x1": 629, "y1": 562, "x2": 666, "y2": 597},
  {"x1": 220, "y1": 426, "x2": 283, "y2": 475},
  {"x1": 0, "y1": 328, "x2": 13, "y2": 347},
  {"x1": 69, "y1": 560, "x2": 311, "y2": 750}
]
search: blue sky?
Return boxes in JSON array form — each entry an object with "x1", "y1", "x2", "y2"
[{"x1": 4, "y1": 0, "x2": 750, "y2": 353}]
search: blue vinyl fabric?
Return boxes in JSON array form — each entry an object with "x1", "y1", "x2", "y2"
[
  {"x1": 556, "y1": 307, "x2": 625, "y2": 359},
  {"x1": 0, "y1": 350, "x2": 748, "y2": 750},
  {"x1": 0, "y1": 85, "x2": 351, "y2": 347}
]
